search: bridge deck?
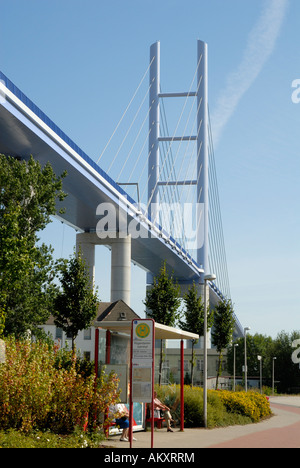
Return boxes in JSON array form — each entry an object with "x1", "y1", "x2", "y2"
[{"x1": 0, "y1": 71, "x2": 202, "y2": 282}]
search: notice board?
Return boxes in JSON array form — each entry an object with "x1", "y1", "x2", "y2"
[{"x1": 131, "y1": 319, "x2": 154, "y2": 403}]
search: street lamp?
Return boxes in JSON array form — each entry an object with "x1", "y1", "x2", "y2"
[
  {"x1": 203, "y1": 273, "x2": 216, "y2": 428},
  {"x1": 272, "y1": 357, "x2": 277, "y2": 395},
  {"x1": 257, "y1": 355, "x2": 262, "y2": 394},
  {"x1": 233, "y1": 343, "x2": 239, "y2": 392},
  {"x1": 244, "y1": 327, "x2": 250, "y2": 392}
]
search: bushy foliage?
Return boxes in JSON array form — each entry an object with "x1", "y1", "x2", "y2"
[
  {"x1": 214, "y1": 390, "x2": 271, "y2": 422},
  {"x1": 0, "y1": 337, "x2": 120, "y2": 433},
  {"x1": 53, "y1": 252, "x2": 99, "y2": 352},
  {"x1": 0, "y1": 154, "x2": 67, "y2": 338},
  {"x1": 0, "y1": 305, "x2": 5, "y2": 337},
  {"x1": 155, "y1": 384, "x2": 271, "y2": 428},
  {"x1": 227, "y1": 331, "x2": 300, "y2": 394}
]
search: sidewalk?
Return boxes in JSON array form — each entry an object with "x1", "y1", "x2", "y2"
[{"x1": 101, "y1": 396, "x2": 300, "y2": 449}]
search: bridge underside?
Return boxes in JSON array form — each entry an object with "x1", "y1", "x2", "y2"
[
  {"x1": 0, "y1": 73, "x2": 244, "y2": 339},
  {"x1": 0, "y1": 75, "x2": 202, "y2": 283}
]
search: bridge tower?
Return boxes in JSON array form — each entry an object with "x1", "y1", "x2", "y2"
[
  {"x1": 148, "y1": 40, "x2": 209, "y2": 279},
  {"x1": 78, "y1": 40, "x2": 210, "y2": 307}
]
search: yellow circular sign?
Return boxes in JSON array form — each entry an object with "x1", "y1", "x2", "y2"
[{"x1": 135, "y1": 323, "x2": 150, "y2": 339}]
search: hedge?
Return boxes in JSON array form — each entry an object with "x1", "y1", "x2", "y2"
[
  {"x1": 214, "y1": 390, "x2": 271, "y2": 422},
  {"x1": 155, "y1": 385, "x2": 271, "y2": 428},
  {"x1": 0, "y1": 337, "x2": 120, "y2": 433}
]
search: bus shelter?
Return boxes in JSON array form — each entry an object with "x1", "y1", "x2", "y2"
[{"x1": 94, "y1": 319, "x2": 199, "y2": 447}]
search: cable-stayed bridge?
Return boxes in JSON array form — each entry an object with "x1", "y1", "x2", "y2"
[{"x1": 0, "y1": 40, "x2": 243, "y2": 338}]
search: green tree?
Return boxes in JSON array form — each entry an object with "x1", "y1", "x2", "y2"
[
  {"x1": 53, "y1": 252, "x2": 99, "y2": 352},
  {"x1": 3, "y1": 240, "x2": 60, "y2": 338},
  {"x1": 0, "y1": 154, "x2": 66, "y2": 237},
  {"x1": 0, "y1": 154, "x2": 67, "y2": 337},
  {"x1": 211, "y1": 298, "x2": 235, "y2": 389},
  {"x1": 227, "y1": 331, "x2": 300, "y2": 393},
  {"x1": 227, "y1": 333, "x2": 274, "y2": 387},
  {"x1": 179, "y1": 282, "x2": 214, "y2": 386},
  {"x1": 272, "y1": 330, "x2": 300, "y2": 393},
  {"x1": 144, "y1": 262, "x2": 181, "y2": 385},
  {"x1": 0, "y1": 305, "x2": 5, "y2": 338}
]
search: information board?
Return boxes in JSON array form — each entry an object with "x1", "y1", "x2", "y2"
[{"x1": 131, "y1": 320, "x2": 154, "y2": 403}]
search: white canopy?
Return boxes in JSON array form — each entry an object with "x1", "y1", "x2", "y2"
[{"x1": 95, "y1": 320, "x2": 199, "y2": 341}]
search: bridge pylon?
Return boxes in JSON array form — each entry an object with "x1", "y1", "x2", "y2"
[{"x1": 147, "y1": 40, "x2": 209, "y2": 282}]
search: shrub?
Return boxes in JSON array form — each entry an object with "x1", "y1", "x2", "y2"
[
  {"x1": 155, "y1": 385, "x2": 271, "y2": 428},
  {"x1": 182, "y1": 386, "x2": 203, "y2": 427},
  {"x1": 213, "y1": 390, "x2": 271, "y2": 422},
  {"x1": 0, "y1": 337, "x2": 120, "y2": 433}
]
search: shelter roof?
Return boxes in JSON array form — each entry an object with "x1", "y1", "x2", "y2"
[{"x1": 95, "y1": 320, "x2": 199, "y2": 341}]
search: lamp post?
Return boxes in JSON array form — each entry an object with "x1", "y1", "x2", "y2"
[
  {"x1": 233, "y1": 343, "x2": 239, "y2": 391},
  {"x1": 203, "y1": 273, "x2": 216, "y2": 428},
  {"x1": 244, "y1": 327, "x2": 250, "y2": 392},
  {"x1": 272, "y1": 357, "x2": 277, "y2": 395},
  {"x1": 257, "y1": 355, "x2": 262, "y2": 394}
]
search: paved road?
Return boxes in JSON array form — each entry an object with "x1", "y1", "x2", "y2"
[{"x1": 102, "y1": 396, "x2": 300, "y2": 449}]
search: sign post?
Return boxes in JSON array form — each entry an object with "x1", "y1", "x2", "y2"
[{"x1": 130, "y1": 319, "x2": 155, "y2": 448}]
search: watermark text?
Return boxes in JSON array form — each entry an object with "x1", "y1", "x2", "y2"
[
  {"x1": 95, "y1": 201, "x2": 204, "y2": 251},
  {"x1": 291, "y1": 79, "x2": 300, "y2": 104}
]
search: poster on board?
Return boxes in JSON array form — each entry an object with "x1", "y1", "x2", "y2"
[{"x1": 131, "y1": 320, "x2": 154, "y2": 403}]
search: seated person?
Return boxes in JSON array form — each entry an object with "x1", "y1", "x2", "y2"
[
  {"x1": 153, "y1": 392, "x2": 174, "y2": 432},
  {"x1": 110, "y1": 404, "x2": 136, "y2": 442}
]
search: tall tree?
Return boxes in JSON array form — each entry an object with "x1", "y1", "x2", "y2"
[
  {"x1": 179, "y1": 282, "x2": 214, "y2": 386},
  {"x1": 226, "y1": 331, "x2": 300, "y2": 393},
  {"x1": 227, "y1": 333, "x2": 274, "y2": 383},
  {"x1": 211, "y1": 298, "x2": 235, "y2": 389},
  {"x1": 273, "y1": 330, "x2": 300, "y2": 393},
  {"x1": 53, "y1": 252, "x2": 99, "y2": 352},
  {"x1": 0, "y1": 304, "x2": 5, "y2": 338},
  {"x1": 0, "y1": 154, "x2": 66, "y2": 337},
  {"x1": 144, "y1": 262, "x2": 181, "y2": 385}
]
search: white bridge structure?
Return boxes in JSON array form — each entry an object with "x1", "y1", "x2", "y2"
[{"x1": 0, "y1": 40, "x2": 244, "y2": 339}]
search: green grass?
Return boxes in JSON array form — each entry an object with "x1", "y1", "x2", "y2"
[{"x1": 0, "y1": 428, "x2": 105, "y2": 448}]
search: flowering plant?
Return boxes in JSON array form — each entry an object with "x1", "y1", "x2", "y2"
[
  {"x1": 214, "y1": 390, "x2": 271, "y2": 422},
  {"x1": 0, "y1": 337, "x2": 120, "y2": 433}
]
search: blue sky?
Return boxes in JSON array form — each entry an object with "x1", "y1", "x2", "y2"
[{"x1": 1, "y1": 0, "x2": 299, "y2": 338}]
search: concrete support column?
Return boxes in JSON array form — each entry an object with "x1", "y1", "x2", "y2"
[
  {"x1": 76, "y1": 234, "x2": 95, "y2": 288},
  {"x1": 111, "y1": 235, "x2": 131, "y2": 306},
  {"x1": 76, "y1": 232, "x2": 132, "y2": 306}
]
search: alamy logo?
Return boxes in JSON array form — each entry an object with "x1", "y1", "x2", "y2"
[
  {"x1": 291, "y1": 79, "x2": 300, "y2": 104},
  {"x1": 291, "y1": 339, "x2": 300, "y2": 365},
  {"x1": 95, "y1": 201, "x2": 205, "y2": 251}
]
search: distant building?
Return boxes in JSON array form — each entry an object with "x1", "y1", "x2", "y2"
[
  {"x1": 155, "y1": 346, "x2": 229, "y2": 388},
  {"x1": 42, "y1": 300, "x2": 139, "y2": 363},
  {"x1": 42, "y1": 301, "x2": 231, "y2": 387}
]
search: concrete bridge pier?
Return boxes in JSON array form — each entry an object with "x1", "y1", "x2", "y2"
[{"x1": 76, "y1": 232, "x2": 132, "y2": 306}]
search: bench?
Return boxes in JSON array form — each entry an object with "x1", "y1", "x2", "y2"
[
  {"x1": 146, "y1": 417, "x2": 165, "y2": 429},
  {"x1": 104, "y1": 420, "x2": 116, "y2": 438}
]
